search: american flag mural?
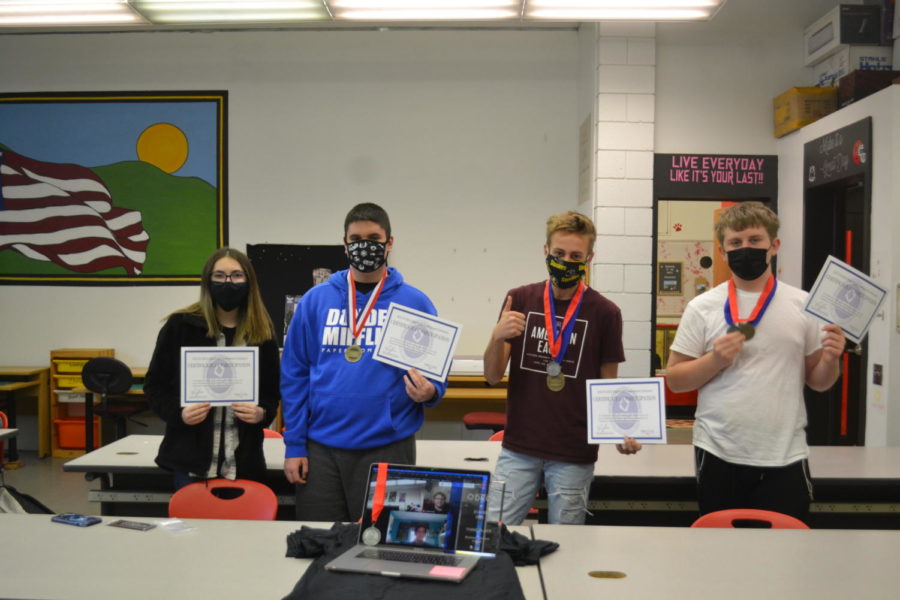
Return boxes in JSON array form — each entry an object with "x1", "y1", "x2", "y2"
[{"x1": 0, "y1": 150, "x2": 149, "y2": 275}]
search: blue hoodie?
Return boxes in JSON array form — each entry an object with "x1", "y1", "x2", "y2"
[{"x1": 281, "y1": 267, "x2": 446, "y2": 458}]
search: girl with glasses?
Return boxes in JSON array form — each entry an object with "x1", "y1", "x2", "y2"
[{"x1": 145, "y1": 247, "x2": 281, "y2": 490}]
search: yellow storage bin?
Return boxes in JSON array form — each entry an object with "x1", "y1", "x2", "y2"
[
  {"x1": 54, "y1": 374, "x2": 84, "y2": 388},
  {"x1": 53, "y1": 359, "x2": 88, "y2": 374}
]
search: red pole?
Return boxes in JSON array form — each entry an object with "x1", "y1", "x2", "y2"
[{"x1": 840, "y1": 230, "x2": 852, "y2": 437}]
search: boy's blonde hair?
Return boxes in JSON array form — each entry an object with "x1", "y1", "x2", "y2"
[
  {"x1": 715, "y1": 201, "x2": 779, "y2": 245},
  {"x1": 546, "y1": 211, "x2": 596, "y2": 251}
]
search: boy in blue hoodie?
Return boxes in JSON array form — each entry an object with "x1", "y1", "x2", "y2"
[{"x1": 281, "y1": 203, "x2": 446, "y2": 521}]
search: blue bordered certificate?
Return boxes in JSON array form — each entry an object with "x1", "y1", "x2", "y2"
[
  {"x1": 179, "y1": 347, "x2": 259, "y2": 406},
  {"x1": 372, "y1": 303, "x2": 462, "y2": 382},
  {"x1": 803, "y1": 255, "x2": 887, "y2": 344},
  {"x1": 586, "y1": 378, "x2": 666, "y2": 444}
]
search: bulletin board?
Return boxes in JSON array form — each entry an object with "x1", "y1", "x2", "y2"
[
  {"x1": 656, "y1": 240, "x2": 714, "y2": 317},
  {"x1": 247, "y1": 244, "x2": 347, "y2": 345}
]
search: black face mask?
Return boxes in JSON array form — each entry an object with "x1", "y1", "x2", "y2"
[
  {"x1": 210, "y1": 281, "x2": 249, "y2": 312},
  {"x1": 346, "y1": 240, "x2": 387, "y2": 273},
  {"x1": 726, "y1": 247, "x2": 771, "y2": 281},
  {"x1": 546, "y1": 254, "x2": 586, "y2": 289}
]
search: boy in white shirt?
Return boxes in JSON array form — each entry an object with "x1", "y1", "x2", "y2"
[{"x1": 666, "y1": 202, "x2": 845, "y2": 521}]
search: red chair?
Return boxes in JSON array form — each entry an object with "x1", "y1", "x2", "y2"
[
  {"x1": 462, "y1": 411, "x2": 506, "y2": 433},
  {"x1": 691, "y1": 508, "x2": 809, "y2": 529},
  {"x1": 168, "y1": 479, "x2": 278, "y2": 520},
  {"x1": 262, "y1": 428, "x2": 283, "y2": 439}
]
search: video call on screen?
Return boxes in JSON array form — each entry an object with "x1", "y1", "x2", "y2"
[{"x1": 361, "y1": 467, "x2": 490, "y2": 553}]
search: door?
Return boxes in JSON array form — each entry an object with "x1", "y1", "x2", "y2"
[{"x1": 802, "y1": 176, "x2": 867, "y2": 445}]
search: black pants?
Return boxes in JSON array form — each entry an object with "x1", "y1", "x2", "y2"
[
  {"x1": 695, "y1": 447, "x2": 813, "y2": 522},
  {"x1": 295, "y1": 436, "x2": 416, "y2": 522}
]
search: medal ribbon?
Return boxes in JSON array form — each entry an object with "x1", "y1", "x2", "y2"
[
  {"x1": 370, "y1": 462, "x2": 389, "y2": 525},
  {"x1": 543, "y1": 280, "x2": 586, "y2": 364},
  {"x1": 347, "y1": 269, "x2": 387, "y2": 345},
  {"x1": 723, "y1": 274, "x2": 777, "y2": 327}
]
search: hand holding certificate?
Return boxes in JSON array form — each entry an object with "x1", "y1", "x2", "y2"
[
  {"x1": 372, "y1": 303, "x2": 462, "y2": 382},
  {"x1": 180, "y1": 347, "x2": 259, "y2": 406},
  {"x1": 803, "y1": 256, "x2": 887, "y2": 344},
  {"x1": 586, "y1": 378, "x2": 666, "y2": 444}
]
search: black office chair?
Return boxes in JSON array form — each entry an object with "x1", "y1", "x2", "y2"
[{"x1": 81, "y1": 357, "x2": 148, "y2": 448}]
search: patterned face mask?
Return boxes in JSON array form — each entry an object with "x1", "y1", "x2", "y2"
[
  {"x1": 546, "y1": 254, "x2": 586, "y2": 289},
  {"x1": 346, "y1": 239, "x2": 387, "y2": 273}
]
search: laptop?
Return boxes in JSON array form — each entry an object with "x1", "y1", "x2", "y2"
[{"x1": 325, "y1": 463, "x2": 494, "y2": 583}]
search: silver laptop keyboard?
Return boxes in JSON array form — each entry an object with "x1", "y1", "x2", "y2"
[{"x1": 357, "y1": 548, "x2": 463, "y2": 567}]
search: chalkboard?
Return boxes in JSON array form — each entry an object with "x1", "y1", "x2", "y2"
[
  {"x1": 247, "y1": 244, "x2": 347, "y2": 345},
  {"x1": 658, "y1": 261, "x2": 682, "y2": 295}
]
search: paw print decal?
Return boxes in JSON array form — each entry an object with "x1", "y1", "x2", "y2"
[{"x1": 673, "y1": 223, "x2": 683, "y2": 232}]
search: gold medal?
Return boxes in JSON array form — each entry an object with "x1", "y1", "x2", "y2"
[
  {"x1": 547, "y1": 374, "x2": 565, "y2": 392},
  {"x1": 344, "y1": 344, "x2": 363, "y2": 362}
]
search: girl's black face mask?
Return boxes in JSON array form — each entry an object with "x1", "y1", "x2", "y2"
[
  {"x1": 210, "y1": 281, "x2": 248, "y2": 311},
  {"x1": 726, "y1": 246, "x2": 770, "y2": 281}
]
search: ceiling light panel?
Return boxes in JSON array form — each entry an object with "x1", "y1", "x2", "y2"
[
  {"x1": 131, "y1": 0, "x2": 330, "y2": 23},
  {"x1": 0, "y1": 1, "x2": 145, "y2": 26},
  {"x1": 327, "y1": 0, "x2": 520, "y2": 20},
  {"x1": 523, "y1": 0, "x2": 724, "y2": 20}
]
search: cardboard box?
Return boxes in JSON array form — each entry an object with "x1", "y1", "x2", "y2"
[
  {"x1": 812, "y1": 45, "x2": 893, "y2": 86},
  {"x1": 804, "y1": 3, "x2": 884, "y2": 65},
  {"x1": 773, "y1": 86, "x2": 838, "y2": 138},
  {"x1": 838, "y1": 69, "x2": 900, "y2": 106}
]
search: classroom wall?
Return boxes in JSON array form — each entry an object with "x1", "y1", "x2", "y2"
[
  {"x1": 655, "y1": 0, "x2": 836, "y2": 154},
  {"x1": 0, "y1": 30, "x2": 579, "y2": 367}
]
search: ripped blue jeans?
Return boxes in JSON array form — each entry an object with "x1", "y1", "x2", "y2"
[{"x1": 487, "y1": 447, "x2": 594, "y2": 525}]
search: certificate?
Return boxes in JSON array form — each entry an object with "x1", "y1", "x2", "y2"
[
  {"x1": 180, "y1": 347, "x2": 259, "y2": 406},
  {"x1": 803, "y1": 255, "x2": 887, "y2": 344},
  {"x1": 586, "y1": 378, "x2": 666, "y2": 444},
  {"x1": 372, "y1": 303, "x2": 462, "y2": 382}
]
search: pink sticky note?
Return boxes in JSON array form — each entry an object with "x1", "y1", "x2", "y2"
[{"x1": 429, "y1": 566, "x2": 466, "y2": 578}]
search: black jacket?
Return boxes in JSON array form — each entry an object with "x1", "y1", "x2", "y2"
[{"x1": 144, "y1": 312, "x2": 280, "y2": 480}]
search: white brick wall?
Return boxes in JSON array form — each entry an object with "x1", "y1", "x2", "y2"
[
  {"x1": 594, "y1": 206, "x2": 625, "y2": 235},
  {"x1": 590, "y1": 24, "x2": 656, "y2": 376},
  {"x1": 595, "y1": 178, "x2": 653, "y2": 207},
  {"x1": 625, "y1": 150, "x2": 654, "y2": 178},
  {"x1": 592, "y1": 263, "x2": 623, "y2": 293},
  {"x1": 624, "y1": 207, "x2": 653, "y2": 236},
  {"x1": 597, "y1": 65, "x2": 655, "y2": 94},
  {"x1": 623, "y1": 264, "x2": 652, "y2": 293}
]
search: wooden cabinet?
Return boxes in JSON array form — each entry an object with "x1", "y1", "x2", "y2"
[
  {"x1": 50, "y1": 348, "x2": 114, "y2": 458},
  {"x1": 426, "y1": 375, "x2": 508, "y2": 422}
]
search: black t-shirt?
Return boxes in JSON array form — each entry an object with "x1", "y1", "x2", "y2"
[{"x1": 502, "y1": 281, "x2": 624, "y2": 463}]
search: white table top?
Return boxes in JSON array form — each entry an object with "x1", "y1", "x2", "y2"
[
  {"x1": 533, "y1": 523, "x2": 900, "y2": 600},
  {"x1": 0, "y1": 514, "x2": 313, "y2": 599},
  {"x1": 0, "y1": 514, "x2": 539, "y2": 600},
  {"x1": 0, "y1": 514, "x2": 544, "y2": 600},
  {"x1": 64, "y1": 435, "x2": 900, "y2": 482},
  {"x1": 0, "y1": 428, "x2": 18, "y2": 441}
]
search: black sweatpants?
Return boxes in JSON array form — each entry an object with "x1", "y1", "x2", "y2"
[{"x1": 695, "y1": 447, "x2": 813, "y2": 523}]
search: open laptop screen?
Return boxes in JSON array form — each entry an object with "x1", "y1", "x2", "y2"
[{"x1": 358, "y1": 464, "x2": 492, "y2": 554}]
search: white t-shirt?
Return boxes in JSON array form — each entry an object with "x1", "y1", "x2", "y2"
[{"x1": 669, "y1": 279, "x2": 822, "y2": 467}]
